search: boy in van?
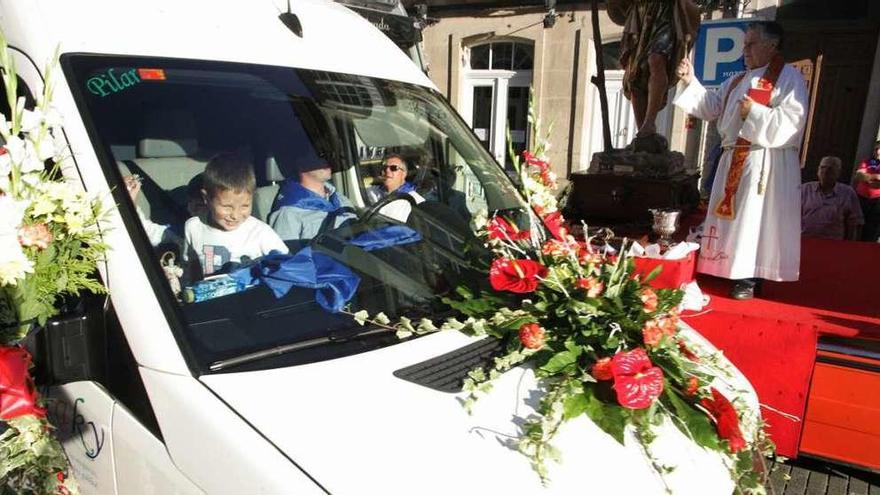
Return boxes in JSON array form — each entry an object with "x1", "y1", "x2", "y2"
[{"x1": 184, "y1": 153, "x2": 288, "y2": 278}]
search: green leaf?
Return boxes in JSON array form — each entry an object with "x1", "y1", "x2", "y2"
[
  {"x1": 540, "y1": 349, "x2": 579, "y2": 374},
  {"x1": 642, "y1": 264, "x2": 663, "y2": 283},
  {"x1": 581, "y1": 384, "x2": 627, "y2": 444},
  {"x1": 563, "y1": 392, "x2": 589, "y2": 420}
]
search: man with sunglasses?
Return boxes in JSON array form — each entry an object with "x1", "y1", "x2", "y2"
[{"x1": 365, "y1": 154, "x2": 424, "y2": 221}]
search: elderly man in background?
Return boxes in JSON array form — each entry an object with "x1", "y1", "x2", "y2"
[
  {"x1": 801, "y1": 156, "x2": 863, "y2": 241},
  {"x1": 674, "y1": 21, "x2": 809, "y2": 300}
]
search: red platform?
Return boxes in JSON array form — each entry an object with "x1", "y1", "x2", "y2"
[{"x1": 682, "y1": 237, "x2": 880, "y2": 466}]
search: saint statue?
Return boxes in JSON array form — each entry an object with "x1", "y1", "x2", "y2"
[{"x1": 609, "y1": 0, "x2": 700, "y2": 149}]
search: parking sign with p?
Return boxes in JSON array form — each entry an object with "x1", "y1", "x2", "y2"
[{"x1": 693, "y1": 19, "x2": 750, "y2": 88}]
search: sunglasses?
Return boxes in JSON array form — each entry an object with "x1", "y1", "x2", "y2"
[{"x1": 383, "y1": 164, "x2": 404, "y2": 172}]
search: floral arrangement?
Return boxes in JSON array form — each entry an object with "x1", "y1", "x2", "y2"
[
  {"x1": 354, "y1": 100, "x2": 772, "y2": 492},
  {"x1": 0, "y1": 35, "x2": 107, "y2": 494}
]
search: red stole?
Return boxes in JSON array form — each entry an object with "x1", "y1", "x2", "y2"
[{"x1": 714, "y1": 55, "x2": 785, "y2": 220}]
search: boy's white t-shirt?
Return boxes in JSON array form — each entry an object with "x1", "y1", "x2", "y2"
[{"x1": 184, "y1": 215, "x2": 288, "y2": 276}]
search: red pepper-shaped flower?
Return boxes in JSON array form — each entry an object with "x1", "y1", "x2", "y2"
[
  {"x1": 519, "y1": 323, "x2": 546, "y2": 349},
  {"x1": 0, "y1": 346, "x2": 46, "y2": 420},
  {"x1": 701, "y1": 388, "x2": 747, "y2": 453},
  {"x1": 611, "y1": 348, "x2": 664, "y2": 409},
  {"x1": 542, "y1": 211, "x2": 567, "y2": 241},
  {"x1": 487, "y1": 216, "x2": 530, "y2": 242},
  {"x1": 489, "y1": 258, "x2": 547, "y2": 294},
  {"x1": 591, "y1": 357, "x2": 613, "y2": 381}
]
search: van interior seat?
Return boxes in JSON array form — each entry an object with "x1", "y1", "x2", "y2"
[
  {"x1": 120, "y1": 110, "x2": 209, "y2": 226},
  {"x1": 253, "y1": 156, "x2": 285, "y2": 223}
]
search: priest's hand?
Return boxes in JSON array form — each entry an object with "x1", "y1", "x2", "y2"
[
  {"x1": 739, "y1": 95, "x2": 754, "y2": 120},
  {"x1": 676, "y1": 57, "x2": 694, "y2": 85}
]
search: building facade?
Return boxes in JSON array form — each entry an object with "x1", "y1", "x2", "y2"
[{"x1": 408, "y1": 0, "x2": 880, "y2": 184}]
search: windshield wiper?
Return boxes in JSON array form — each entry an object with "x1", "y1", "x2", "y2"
[{"x1": 207, "y1": 326, "x2": 396, "y2": 372}]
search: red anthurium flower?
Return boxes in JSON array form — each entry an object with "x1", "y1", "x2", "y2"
[
  {"x1": 0, "y1": 346, "x2": 46, "y2": 420},
  {"x1": 640, "y1": 288, "x2": 659, "y2": 313},
  {"x1": 591, "y1": 357, "x2": 613, "y2": 381},
  {"x1": 701, "y1": 388, "x2": 747, "y2": 453},
  {"x1": 611, "y1": 348, "x2": 664, "y2": 409},
  {"x1": 541, "y1": 211, "x2": 567, "y2": 241},
  {"x1": 487, "y1": 216, "x2": 530, "y2": 242},
  {"x1": 519, "y1": 323, "x2": 546, "y2": 349},
  {"x1": 489, "y1": 258, "x2": 547, "y2": 294}
]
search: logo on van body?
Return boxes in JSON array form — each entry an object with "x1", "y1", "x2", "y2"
[{"x1": 86, "y1": 68, "x2": 141, "y2": 97}]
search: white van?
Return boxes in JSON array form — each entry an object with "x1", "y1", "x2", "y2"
[{"x1": 6, "y1": 1, "x2": 756, "y2": 493}]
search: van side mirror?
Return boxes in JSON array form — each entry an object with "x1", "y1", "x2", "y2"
[{"x1": 24, "y1": 297, "x2": 107, "y2": 386}]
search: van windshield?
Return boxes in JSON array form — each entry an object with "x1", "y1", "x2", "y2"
[{"x1": 64, "y1": 56, "x2": 533, "y2": 373}]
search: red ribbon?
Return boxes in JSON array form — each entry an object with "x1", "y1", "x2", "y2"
[{"x1": 0, "y1": 346, "x2": 46, "y2": 420}]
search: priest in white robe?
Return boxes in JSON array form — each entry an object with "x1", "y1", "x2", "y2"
[{"x1": 673, "y1": 21, "x2": 808, "y2": 300}]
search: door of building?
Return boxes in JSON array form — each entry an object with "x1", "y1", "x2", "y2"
[
  {"x1": 461, "y1": 41, "x2": 533, "y2": 169},
  {"x1": 783, "y1": 22, "x2": 879, "y2": 180}
]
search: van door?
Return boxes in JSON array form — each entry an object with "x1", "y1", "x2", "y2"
[{"x1": 8, "y1": 49, "x2": 200, "y2": 495}]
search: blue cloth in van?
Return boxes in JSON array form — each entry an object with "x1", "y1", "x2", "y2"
[{"x1": 229, "y1": 226, "x2": 421, "y2": 312}]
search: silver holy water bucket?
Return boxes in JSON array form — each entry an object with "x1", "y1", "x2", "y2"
[{"x1": 649, "y1": 208, "x2": 681, "y2": 248}]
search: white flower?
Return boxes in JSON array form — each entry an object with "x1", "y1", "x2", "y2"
[
  {"x1": 43, "y1": 106, "x2": 63, "y2": 128},
  {"x1": 21, "y1": 139, "x2": 45, "y2": 173},
  {"x1": 0, "y1": 148, "x2": 10, "y2": 177},
  {"x1": 0, "y1": 194, "x2": 28, "y2": 236},
  {"x1": 0, "y1": 236, "x2": 33, "y2": 286},
  {"x1": 20, "y1": 108, "x2": 44, "y2": 133},
  {"x1": 4, "y1": 135, "x2": 25, "y2": 163},
  {"x1": 28, "y1": 132, "x2": 55, "y2": 162}
]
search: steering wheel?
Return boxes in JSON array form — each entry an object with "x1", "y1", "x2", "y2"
[{"x1": 361, "y1": 191, "x2": 419, "y2": 223}]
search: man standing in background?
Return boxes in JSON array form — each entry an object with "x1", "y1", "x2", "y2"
[{"x1": 674, "y1": 21, "x2": 809, "y2": 300}]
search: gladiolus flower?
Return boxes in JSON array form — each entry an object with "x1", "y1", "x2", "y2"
[
  {"x1": 611, "y1": 348, "x2": 664, "y2": 409},
  {"x1": 640, "y1": 288, "x2": 659, "y2": 313},
  {"x1": 489, "y1": 258, "x2": 547, "y2": 294},
  {"x1": 486, "y1": 216, "x2": 530, "y2": 242},
  {"x1": 542, "y1": 211, "x2": 567, "y2": 241},
  {"x1": 519, "y1": 323, "x2": 546, "y2": 349},
  {"x1": 701, "y1": 388, "x2": 747, "y2": 453},
  {"x1": 18, "y1": 223, "x2": 53, "y2": 250},
  {"x1": 591, "y1": 357, "x2": 613, "y2": 381}
]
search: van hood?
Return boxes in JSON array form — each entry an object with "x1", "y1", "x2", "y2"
[{"x1": 201, "y1": 330, "x2": 735, "y2": 495}]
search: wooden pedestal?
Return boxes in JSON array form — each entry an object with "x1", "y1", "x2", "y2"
[{"x1": 568, "y1": 172, "x2": 700, "y2": 223}]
